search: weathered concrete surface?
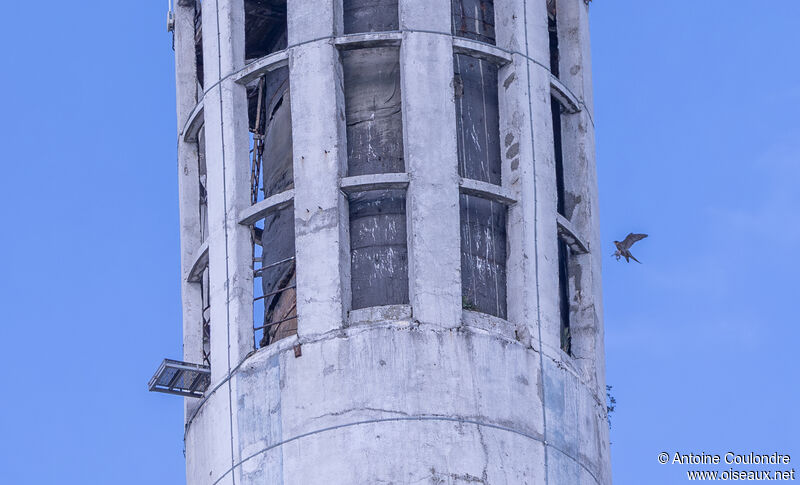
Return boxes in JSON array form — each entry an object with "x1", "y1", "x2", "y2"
[
  {"x1": 174, "y1": 0, "x2": 204, "y2": 421},
  {"x1": 185, "y1": 317, "x2": 608, "y2": 484},
  {"x1": 175, "y1": 0, "x2": 611, "y2": 484}
]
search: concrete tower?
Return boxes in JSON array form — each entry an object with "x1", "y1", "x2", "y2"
[{"x1": 166, "y1": 0, "x2": 610, "y2": 483}]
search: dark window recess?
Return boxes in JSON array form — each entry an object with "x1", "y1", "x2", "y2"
[
  {"x1": 198, "y1": 127, "x2": 209, "y2": 242},
  {"x1": 547, "y1": 0, "x2": 559, "y2": 77},
  {"x1": 551, "y1": 97, "x2": 566, "y2": 216},
  {"x1": 343, "y1": 0, "x2": 399, "y2": 34},
  {"x1": 194, "y1": 3, "x2": 204, "y2": 87},
  {"x1": 200, "y1": 265, "x2": 211, "y2": 366},
  {"x1": 343, "y1": 47, "x2": 404, "y2": 176},
  {"x1": 452, "y1": 0, "x2": 496, "y2": 45},
  {"x1": 245, "y1": 0, "x2": 287, "y2": 62},
  {"x1": 248, "y1": 66, "x2": 293, "y2": 202},
  {"x1": 454, "y1": 54, "x2": 501, "y2": 185},
  {"x1": 349, "y1": 190, "x2": 409, "y2": 310},
  {"x1": 557, "y1": 238, "x2": 571, "y2": 354},
  {"x1": 253, "y1": 204, "x2": 296, "y2": 349},
  {"x1": 460, "y1": 194, "x2": 507, "y2": 318}
]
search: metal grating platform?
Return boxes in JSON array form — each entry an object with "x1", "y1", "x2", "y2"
[{"x1": 148, "y1": 359, "x2": 210, "y2": 398}]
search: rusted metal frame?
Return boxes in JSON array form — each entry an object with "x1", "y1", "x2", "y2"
[
  {"x1": 253, "y1": 314, "x2": 298, "y2": 332},
  {"x1": 187, "y1": 372, "x2": 206, "y2": 393},
  {"x1": 250, "y1": 76, "x2": 266, "y2": 205},
  {"x1": 254, "y1": 256, "x2": 295, "y2": 275},
  {"x1": 452, "y1": 0, "x2": 496, "y2": 45},
  {"x1": 253, "y1": 285, "x2": 297, "y2": 302},
  {"x1": 148, "y1": 359, "x2": 210, "y2": 397},
  {"x1": 166, "y1": 367, "x2": 183, "y2": 390},
  {"x1": 201, "y1": 312, "x2": 211, "y2": 366},
  {"x1": 151, "y1": 386, "x2": 204, "y2": 398}
]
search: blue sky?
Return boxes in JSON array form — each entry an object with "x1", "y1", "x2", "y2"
[
  {"x1": 0, "y1": 1, "x2": 796, "y2": 484},
  {"x1": 594, "y1": 1, "x2": 800, "y2": 483}
]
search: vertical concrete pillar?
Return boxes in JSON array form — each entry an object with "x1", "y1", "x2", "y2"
[
  {"x1": 399, "y1": 0, "x2": 462, "y2": 327},
  {"x1": 557, "y1": 0, "x2": 594, "y2": 114},
  {"x1": 288, "y1": 0, "x2": 349, "y2": 336},
  {"x1": 174, "y1": 0, "x2": 204, "y2": 420},
  {"x1": 556, "y1": 0, "x2": 603, "y2": 376},
  {"x1": 517, "y1": 0, "x2": 565, "y2": 356},
  {"x1": 556, "y1": 3, "x2": 611, "y2": 480},
  {"x1": 202, "y1": 0, "x2": 252, "y2": 381},
  {"x1": 494, "y1": 2, "x2": 550, "y2": 484},
  {"x1": 197, "y1": 2, "x2": 250, "y2": 483},
  {"x1": 494, "y1": 0, "x2": 543, "y2": 343}
]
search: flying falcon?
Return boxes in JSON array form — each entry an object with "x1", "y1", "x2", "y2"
[{"x1": 613, "y1": 233, "x2": 648, "y2": 263}]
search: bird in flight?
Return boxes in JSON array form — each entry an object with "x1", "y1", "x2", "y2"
[{"x1": 613, "y1": 233, "x2": 648, "y2": 263}]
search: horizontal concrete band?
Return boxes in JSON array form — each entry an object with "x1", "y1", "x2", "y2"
[
  {"x1": 185, "y1": 321, "x2": 608, "y2": 438},
  {"x1": 210, "y1": 416, "x2": 601, "y2": 485},
  {"x1": 181, "y1": 30, "x2": 591, "y2": 140}
]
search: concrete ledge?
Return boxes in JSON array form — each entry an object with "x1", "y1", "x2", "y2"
[
  {"x1": 182, "y1": 101, "x2": 204, "y2": 142},
  {"x1": 348, "y1": 304, "x2": 413, "y2": 326},
  {"x1": 556, "y1": 214, "x2": 589, "y2": 254},
  {"x1": 453, "y1": 37, "x2": 513, "y2": 66},
  {"x1": 459, "y1": 177, "x2": 517, "y2": 205},
  {"x1": 238, "y1": 189, "x2": 295, "y2": 226},
  {"x1": 334, "y1": 32, "x2": 403, "y2": 50},
  {"x1": 461, "y1": 309, "x2": 517, "y2": 342},
  {"x1": 187, "y1": 239, "x2": 209, "y2": 282},
  {"x1": 550, "y1": 75, "x2": 581, "y2": 114},
  {"x1": 235, "y1": 50, "x2": 290, "y2": 85},
  {"x1": 339, "y1": 173, "x2": 410, "y2": 194}
]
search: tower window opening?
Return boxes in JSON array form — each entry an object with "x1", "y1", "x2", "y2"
[
  {"x1": 199, "y1": 264, "x2": 211, "y2": 366},
  {"x1": 246, "y1": 66, "x2": 295, "y2": 350},
  {"x1": 245, "y1": 0, "x2": 288, "y2": 62},
  {"x1": 460, "y1": 194, "x2": 507, "y2": 318},
  {"x1": 349, "y1": 189, "x2": 409, "y2": 310},
  {"x1": 248, "y1": 66, "x2": 293, "y2": 204},
  {"x1": 342, "y1": 47, "x2": 405, "y2": 177},
  {"x1": 454, "y1": 53, "x2": 501, "y2": 185},
  {"x1": 452, "y1": 0, "x2": 496, "y2": 45},
  {"x1": 557, "y1": 237, "x2": 571, "y2": 354},
  {"x1": 551, "y1": 97, "x2": 566, "y2": 217},
  {"x1": 252, "y1": 203, "x2": 296, "y2": 349},
  {"x1": 343, "y1": 0, "x2": 399, "y2": 34},
  {"x1": 547, "y1": 0, "x2": 560, "y2": 78},
  {"x1": 194, "y1": 2, "x2": 204, "y2": 90},
  {"x1": 197, "y1": 127, "x2": 209, "y2": 242}
]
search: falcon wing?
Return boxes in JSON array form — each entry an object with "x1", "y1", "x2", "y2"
[{"x1": 620, "y1": 233, "x2": 647, "y2": 250}]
